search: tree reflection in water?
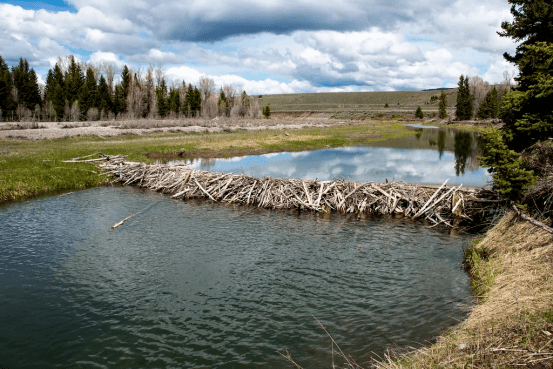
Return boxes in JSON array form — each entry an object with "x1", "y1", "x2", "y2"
[
  {"x1": 454, "y1": 132, "x2": 473, "y2": 176},
  {"x1": 437, "y1": 130, "x2": 446, "y2": 159}
]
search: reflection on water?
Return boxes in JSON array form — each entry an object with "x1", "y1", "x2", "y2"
[
  {"x1": 454, "y1": 132, "x2": 473, "y2": 176},
  {"x1": 171, "y1": 126, "x2": 490, "y2": 187},
  {"x1": 0, "y1": 187, "x2": 473, "y2": 368}
]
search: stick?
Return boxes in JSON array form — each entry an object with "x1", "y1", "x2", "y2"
[
  {"x1": 412, "y1": 179, "x2": 450, "y2": 219},
  {"x1": 512, "y1": 204, "x2": 553, "y2": 234},
  {"x1": 111, "y1": 214, "x2": 134, "y2": 229}
]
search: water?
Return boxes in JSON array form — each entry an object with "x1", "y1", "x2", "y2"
[
  {"x1": 0, "y1": 187, "x2": 473, "y2": 368},
  {"x1": 172, "y1": 126, "x2": 490, "y2": 187}
]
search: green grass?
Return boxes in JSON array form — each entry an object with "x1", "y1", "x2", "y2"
[{"x1": 0, "y1": 121, "x2": 416, "y2": 203}]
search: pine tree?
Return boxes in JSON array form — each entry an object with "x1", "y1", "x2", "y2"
[
  {"x1": 262, "y1": 105, "x2": 271, "y2": 118},
  {"x1": 438, "y1": 90, "x2": 448, "y2": 119},
  {"x1": 168, "y1": 87, "x2": 180, "y2": 115},
  {"x1": 64, "y1": 56, "x2": 84, "y2": 103},
  {"x1": 415, "y1": 106, "x2": 424, "y2": 119},
  {"x1": 455, "y1": 75, "x2": 473, "y2": 120},
  {"x1": 218, "y1": 89, "x2": 229, "y2": 116},
  {"x1": 97, "y1": 75, "x2": 112, "y2": 118},
  {"x1": 477, "y1": 87, "x2": 501, "y2": 119},
  {"x1": 12, "y1": 58, "x2": 42, "y2": 110},
  {"x1": 78, "y1": 67, "x2": 97, "y2": 117},
  {"x1": 0, "y1": 55, "x2": 15, "y2": 120},
  {"x1": 155, "y1": 78, "x2": 168, "y2": 117},
  {"x1": 120, "y1": 65, "x2": 131, "y2": 115},
  {"x1": 478, "y1": 128, "x2": 535, "y2": 201},
  {"x1": 498, "y1": 0, "x2": 553, "y2": 76}
]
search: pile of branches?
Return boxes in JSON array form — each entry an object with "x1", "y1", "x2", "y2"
[{"x1": 67, "y1": 154, "x2": 503, "y2": 230}]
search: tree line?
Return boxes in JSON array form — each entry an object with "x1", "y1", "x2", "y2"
[{"x1": 0, "y1": 55, "x2": 265, "y2": 122}]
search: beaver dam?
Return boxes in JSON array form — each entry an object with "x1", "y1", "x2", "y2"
[{"x1": 69, "y1": 153, "x2": 503, "y2": 230}]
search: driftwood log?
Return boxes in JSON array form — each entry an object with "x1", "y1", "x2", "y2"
[{"x1": 70, "y1": 154, "x2": 503, "y2": 230}]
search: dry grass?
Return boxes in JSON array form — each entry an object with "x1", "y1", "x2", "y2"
[{"x1": 376, "y1": 212, "x2": 553, "y2": 368}]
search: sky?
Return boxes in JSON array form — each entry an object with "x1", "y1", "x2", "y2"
[{"x1": 0, "y1": 0, "x2": 519, "y2": 95}]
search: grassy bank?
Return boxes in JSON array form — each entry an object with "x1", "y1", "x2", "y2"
[
  {"x1": 376, "y1": 211, "x2": 553, "y2": 368},
  {"x1": 0, "y1": 121, "x2": 413, "y2": 203}
]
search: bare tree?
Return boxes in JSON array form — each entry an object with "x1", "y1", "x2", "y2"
[
  {"x1": 69, "y1": 100, "x2": 80, "y2": 121},
  {"x1": 201, "y1": 95, "x2": 219, "y2": 119},
  {"x1": 154, "y1": 63, "x2": 165, "y2": 88},
  {"x1": 499, "y1": 70, "x2": 517, "y2": 94},
  {"x1": 199, "y1": 77, "x2": 216, "y2": 102},
  {"x1": 101, "y1": 62, "x2": 117, "y2": 95},
  {"x1": 469, "y1": 76, "x2": 490, "y2": 114}
]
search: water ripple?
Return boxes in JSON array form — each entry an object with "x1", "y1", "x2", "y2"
[{"x1": 0, "y1": 187, "x2": 473, "y2": 368}]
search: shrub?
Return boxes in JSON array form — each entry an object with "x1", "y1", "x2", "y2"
[{"x1": 384, "y1": 103, "x2": 389, "y2": 108}]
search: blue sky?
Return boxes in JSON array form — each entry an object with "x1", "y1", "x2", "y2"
[{"x1": 0, "y1": 0, "x2": 518, "y2": 94}]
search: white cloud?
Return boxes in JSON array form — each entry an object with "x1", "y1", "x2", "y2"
[{"x1": 89, "y1": 52, "x2": 126, "y2": 68}]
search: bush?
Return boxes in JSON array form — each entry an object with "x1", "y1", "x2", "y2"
[{"x1": 384, "y1": 103, "x2": 389, "y2": 108}]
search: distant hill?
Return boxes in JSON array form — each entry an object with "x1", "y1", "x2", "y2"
[{"x1": 252, "y1": 89, "x2": 458, "y2": 118}]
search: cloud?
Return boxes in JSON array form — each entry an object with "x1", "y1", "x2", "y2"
[{"x1": 88, "y1": 52, "x2": 126, "y2": 68}]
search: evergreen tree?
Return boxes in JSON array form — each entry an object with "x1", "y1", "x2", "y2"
[
  {"x1": 438, "y1": 90, "x2": 448, "y2": 119},
  {"x1": 498, "y1": 0, "x2": 553, "y2": 76},
  {"x1": 64, "y1": 56, "x2": 84, "y2": 103},
  {"x1": 0, "y1": 55, "x2": 15, "y2": 120},
  {"x1": 218, "y1": 89, "x2": 229, "y2": 116},
  {"x1": 168, "y1": 87, "x2": 180, "y2": 115},
  {"x1": 155, "y1": 78, "x2": 168, "y2": 117},
  {"x1": 455, "y1": 75, "x2": 473, "y2": 120},
  {"x1": 500, "y1": 42, "x2": 553, "y2": 150},
  {"x1": 478, "y1": 128, "x2": 535, "y2": 201},
  {"x1": 78, "y1": 67, "x2": 97, "y2": 117},
  {"x1": 113, "y1": 84, "x2": 126, "y2": 117},
  {"x1": 262, "y1": 104, "x2": 271, "y2": 118},
  {"x1": 12, "y1": 58, "x2": 42, "y2": 110},
  {"x1": 97, "y1": 75, "x2": 112, "y2": 117},
  {"x1": 415, "y1": 106, "x2": 424, "y2": 119},
  {"x1": 120, "y1": 65, "x2": 131, "y2": 114},
  {"x1": 44, "y1": 64, "x2": 65, "y2": 120},
  {"x1": 477, "y1": 87, "x2": 501, "y2": 119}
]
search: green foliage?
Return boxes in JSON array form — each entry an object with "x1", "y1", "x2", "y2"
[
  {"x1": 438, "y1": 90, "x2": 448, "y2": 119},
  {"x1": 97, "y1": 75, "x2": 112, "y2": 117},
  {"x1": 500, "y1": 42, "x2": 553, "y2": 150},
  {"x1": 64, "y1": 55, "x2": 84, "y2": 103},
  {"x1": 455, "y1": 75, "x2": 473, "y2": 120},
  {"x1": 414, "y1": 106, "x2": 423, "y2": 119},
  {"x1": 218, "y1": 89, "x2": 229, "y2": 116},
  {"x1": 477, "y1": 87, "x2": 501, "y2": 119},
  {"x1": 184, "y1": 85, "x2": 201, "y2": 117},
  {"x1": 12, "y1": 58, "x2": 42, "y2": 110},
  {"x1": 498, "y1": 0, "x2": 553, "y2": 68},
  {"x1": 262, "y1": 104, "x2": 271, "y2": 118},
  {"x1": 384, "y1": 102, "x2": 389, "y2": 108},
  {"x1": 168, "y1": 87, "x2": 181, "y2": 115},
  {"x1": 0, "y1": 55, "x2": 15, "y2": 120},
  {"x1": 478, "y1": 128, "x2": 536, "y2": 201},
  {"x1": 155, "y1": 78, "x2": 168, "y2": 117},
  {"x1": 78, "y1": 67, "x2": 97, "y2": 117}
]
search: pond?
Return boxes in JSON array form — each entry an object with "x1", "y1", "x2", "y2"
[
  {"x1": 170, "y1": 126, "x2": 490, "y2": 187},
  {"x1": 0, "y1": 187, "x2": 473, "y2": 368}
]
